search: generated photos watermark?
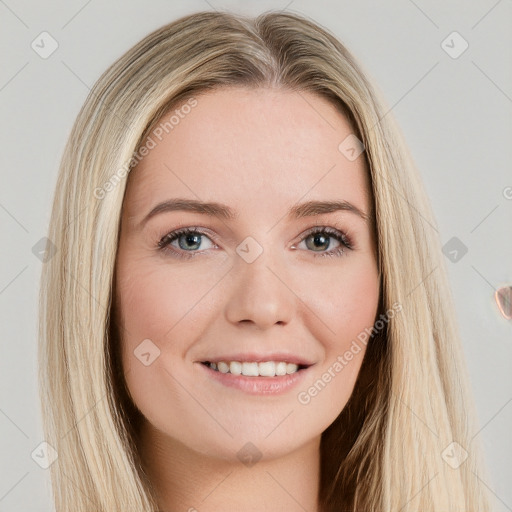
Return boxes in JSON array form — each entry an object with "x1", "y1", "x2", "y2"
[
  {"x1": 93, "y1": 97, "x2": 198, "y2": 200},
  {"x1": 297, "y1": 301, "x2": 402, "y2": 405}
]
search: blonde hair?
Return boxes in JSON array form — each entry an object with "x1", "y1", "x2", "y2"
[{"x1": 38, "y1": 10, "x2": 492, "y2": 511}]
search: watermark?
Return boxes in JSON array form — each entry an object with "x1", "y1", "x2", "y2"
[
  {"x1": 442, "y1": 236, "x2": 468, "y2": 263},
  {"x1": 441, "y1": 441, "x2": 468, "y2": 469},
  {"x1": 31, "y1": 31, "x2": 59, "y2": 59},
  {"x1": 503, "y1": 186, "x2": 512, "y2": 200},
  {"x1": 338, "y1": 134, "x2": 365, "y2": 161},
  {"x1": 441, "y1": 31, "x2": 469, "y2": 59},
  {"x1": 297, "y1": 301, "x2": 402, "y2": 405},
  {"x1": 236, "y1": 236, "x2": 264, "y2": 263},
  {"x1": 237, "y1": 441, "x2": 263, "y2": 468},
  {"x1": 93, "y1": 97, "x2": 198, "y2": 200},
  {"x1": 134, "y1": 338, "x2": 161, "y2": 366},
  {"x1": 32, "y1": 236, "x2": 58, "y2": 263},
  {"x1": 31, "y1": 441, "x2": 58, "y2": 469}
]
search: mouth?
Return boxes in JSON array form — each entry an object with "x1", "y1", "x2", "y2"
[
  {"x1": 200, "y1": 360, "x2": 311, "y2": 377},
  {"x1": 197, "y1": 358, "x2": 313, "y2": 395}
]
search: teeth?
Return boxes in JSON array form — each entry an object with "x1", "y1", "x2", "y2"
[
  {"x1": 205, "y1": 360, "x2": 303, "y2": 376},
  {"x1": 241, "y1": 362, "x2": 259, "y2": 376},
  {"x1": 286, "y1": 363, "x2": 298, "y2": 374},
  {"x1": 217, "y1": 361, "x2": 229, "y2": 373},
  {"x1": 275, "y1": 361, "x2": 287, "y2": 376},
  {"x1": 229, "y1": 361, "x2": 242, "y2": 375},
  {"x1": 258, "y1": 361, "x2": 275, "y2": 377}
]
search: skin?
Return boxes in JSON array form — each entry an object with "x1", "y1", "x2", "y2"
[{"x1": 114, "y1": 86, "x2": 380, "y2": 512}]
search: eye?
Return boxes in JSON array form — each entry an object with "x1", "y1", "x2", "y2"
[
  {"x1": 295, "y1": 226, "x2": 353, "y2": 258},
  {"x1": 158, "y1": 227, "x2": 216, "y2": 260},
  {"x1": 158, "y1": 225, "x2": 353, "y2": 260}
]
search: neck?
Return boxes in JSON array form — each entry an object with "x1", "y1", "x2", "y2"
[{"x1": 139, "y1": 420, "x2": 321, "y2": 512}]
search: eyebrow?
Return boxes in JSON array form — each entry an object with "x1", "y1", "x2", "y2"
[{"x1": 139, "y1": 198, "x2": 370, "y2": 228}]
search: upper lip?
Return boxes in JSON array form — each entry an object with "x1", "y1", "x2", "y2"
[{"x1": 198, "y1": 352, "x2": 315, "y2": 367}]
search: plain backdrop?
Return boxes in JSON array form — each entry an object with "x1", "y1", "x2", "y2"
[{"x1": 1, "y1": 1, "x2": 511, "y2": 510}]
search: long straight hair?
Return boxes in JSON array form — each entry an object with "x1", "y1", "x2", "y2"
[{"x1": 38, "y1": 10, "x2": 491, "y2": 511}]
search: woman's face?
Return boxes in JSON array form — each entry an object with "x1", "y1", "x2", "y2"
[{"x1": 115, "y1": 86, "x2": 380, "y2": 461}]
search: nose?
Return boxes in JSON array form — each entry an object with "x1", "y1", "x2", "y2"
[{"x1": 224, "y1": 249, "x2": 295, "y2": 330}]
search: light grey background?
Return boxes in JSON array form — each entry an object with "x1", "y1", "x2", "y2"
[{"x1": 1, "y1": 1, "x2": 511, "y2": 510}]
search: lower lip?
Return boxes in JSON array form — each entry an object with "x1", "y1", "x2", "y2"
[{"x1": 196, "y1": 362, "x2": 311, "y2": 395}]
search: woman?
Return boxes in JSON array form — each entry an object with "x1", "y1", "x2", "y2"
[{"x1": 38, "y1": 10, "x2": 492, "y2": 511}]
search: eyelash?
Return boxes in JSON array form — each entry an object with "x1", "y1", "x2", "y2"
[{"x1": 157, "y1": 226, "x2": 353, "y2": 260}]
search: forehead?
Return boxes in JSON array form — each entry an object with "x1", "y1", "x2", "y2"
[{"x1": 124, "y1": 87, "x2": 371, "y2": 222}]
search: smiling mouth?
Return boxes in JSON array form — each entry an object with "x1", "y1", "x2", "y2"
[{"x1": 201, "y1": 360, "x2": 309, "y2": 377}]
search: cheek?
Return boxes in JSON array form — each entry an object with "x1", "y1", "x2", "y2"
[
  {"x1": 301, "y1": 254, "x2": 380, "y2": 345},
  {"x1": 116, "y1": 257, "x2": 216, "y2": 341},
  {"x1": 329, "y1": 266, "x2": 380, "y2": 338},
  {"x1": 115, "y1": 258, "x2": 224, "y2": 441},
  {"x1": 115, "y1": 255, "x2": 222, "y2": 387},
  {"x1": 294, "y1": 256, "x2": 380, "y2": 414}
]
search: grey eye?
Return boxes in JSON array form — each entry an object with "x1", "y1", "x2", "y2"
[{"x1": 303, "y1": 232, "x2": 340, "y2": 252}]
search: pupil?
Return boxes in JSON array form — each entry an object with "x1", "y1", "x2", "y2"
[
  {"x1": 309, "y1": 233, "x2": 329, "y2": 251},
  {"x1": 180, "y1": 233, "x2": 201, "y2": 250}
]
